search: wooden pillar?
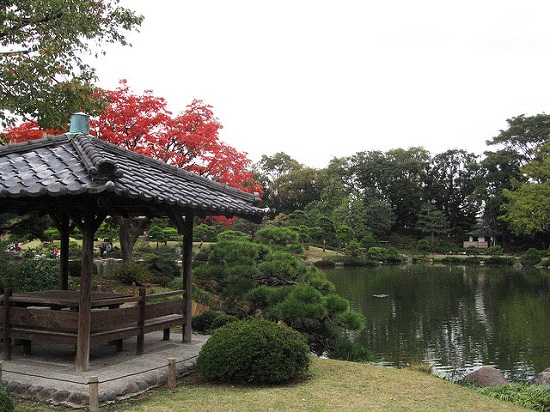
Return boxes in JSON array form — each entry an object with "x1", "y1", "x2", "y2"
[
  {"x1": 137, "y1": 287, "x2": 146, "y2": 355},
  {"x1": 71, "y1": 208, "x2": 105, "y2": 372},
  {"x1": 2, "y1": 289, "x2": 12, "y2": 361},
  {"x1": 76, "y1": 223, "x2": 94, "y2": 372},
  {"x1": 182, "y1": 211, "x2": 193, "y2": 342},
  {"x1": 59, "y1": 219, "x2": 71, "y2": 290},
  {"x1": 50, "y1": 211, "x2": 74, "y2": 290}
]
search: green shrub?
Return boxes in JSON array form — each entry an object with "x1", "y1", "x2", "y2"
[
  {"x1": 6, "y1": 258, "x2": 77, "y2": 292},
  {"x1": 344, "y1": 240, "x2": 366, "y2": 258},
  {"x1": 366, "y1": 247, "x2": 401, "y2": 264},
  {"x1": 192, "y1": 310, "x2": 223, "y2": 332},
  {"x1": 144, "y1": 254, "x2": 181, "y2": 285},
  {"x1": 521, "y1": 248, "x2": 546, "y2": 266},
  {"x1": 43, "y1": 228, "x2": 60, "y2": 242},
  {"x1": 477, "y1": 383, "x2": 550, "y2": 412},
  {"x1": 67, "y1": 260, "x2": 98, "y2": 277},
  {"x1": 439, "y1": 256, "x2": 463, "y2": 265},
  {"x1": 417, "y1": 239, "x2": 430, "y2": 254},
  {"x1": 216, "y1": 230, "x2": 250, "y2": 242},
  {"x1": 285, "y1": 243, "x2": 305, "y2": 256},
  {"x1": 210, "y1": 314, "x2": 238, "y2": 329},
  {"x1": 484, "y1": 257, "x2": 517, "y2": 266},
  {"x1": 114, "y1": 262, "x2": 151, "y2": 285},
  {"x1": 255, "y1": 226, "x2": 300, "y2": 248},
  {"x1": 360, "y1": 234, "x2": 377, "y2": 250},
  {"x1": 485, "y1": 245, "x2": 504, "y2": 256},
  {"x1": 465, "y1": 246, "x2": 480, "y2": 256},
  {"x1": 329, "y1": 339, "x2": 372, "y2": 362},
  {"x1": 0, "y1": 385, "x2": 15, "y2": 412},
  {"x1": 196, "y1": 318, "x2": 310, "y2": 384}
]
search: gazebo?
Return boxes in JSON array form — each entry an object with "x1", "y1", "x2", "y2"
[{"x1": 0, "y1": 114, "x2": 267, "y2": 371}]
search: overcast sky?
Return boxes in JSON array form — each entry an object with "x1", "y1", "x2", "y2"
[{"x1": 94, "y1": 1, "x2": 550, "y2": 168}]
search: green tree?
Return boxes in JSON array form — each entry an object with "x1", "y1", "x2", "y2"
[
  {"x1": 253, "y1": 152, "x2": 302, "y2": 210},
  {"x1": 487, "y1": 113, "x2": 550, "y2": 165},
  {"x1": 415, "y1": 203, "x2": 449, "y2": 240},
  {"x1": 344, "y1": 239, "x2": 366, "y2": 258},
  {"x1": 333, "y1": 192, "x2": 370, "y2": 240},
  {"x1": 501, "y1": 142, "x2": 550, "y2": 238},
  {"x1": 272, "y1": 167, "x2": 321, "y2": 214},
  {"x1": 480, "y1": 148, "x2": 524, "y2": 246},
  {"x1": 426, "y1": 149, "x2": 482, "y2": 237},
  {"x1": 316, "y1": 215, "x2": 337, "y2": 248},
  {"x1": 0, "y1": 1, "x2": 143, "y2": 129},
  {"x1": 147, "y1": 225, "x2": 166, "y2": 251},
  {"x1": 364, "y1": 198, "x2": 394, "y2": 238},
  {"x1": 195, "y1": 238, "x2": 365, "y2": 356},
  {"x1": 336, "y1": 224, "x2": 354, "y2": 249},
  {"x1": 348, "y1": 148, "x2": 429, "y2": 230}
]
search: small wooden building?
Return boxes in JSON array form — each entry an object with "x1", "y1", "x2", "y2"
[{"x1": 0, "y1": 116, "x2": 266, "y2": 370}]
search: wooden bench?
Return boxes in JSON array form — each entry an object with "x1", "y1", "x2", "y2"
[{"x1": 1, "y1": 288, "x2": 186, "y2": 359}]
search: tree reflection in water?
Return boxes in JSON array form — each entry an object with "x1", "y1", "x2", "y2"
[{"x1": 324, "y1": 265, "x2": 550, "y2": 381}]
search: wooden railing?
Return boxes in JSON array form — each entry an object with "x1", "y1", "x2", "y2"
[{"x1": 1, "y1": 288, "x2": 186, "y2": 360}]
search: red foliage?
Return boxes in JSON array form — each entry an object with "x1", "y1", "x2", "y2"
[
  {"x1": 2, "y1": 79, "x2": 263, "y2": 222},
  {"x1": 2, "y1": 121, "x2": 62, "y2": 143},
  {"x1": 92, "y1": 80, "x2": 262, "y2": 196}
]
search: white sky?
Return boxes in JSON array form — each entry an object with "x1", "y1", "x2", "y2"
[{"x1": 94, "y1": 0, "x2": 550, "y2": 168}]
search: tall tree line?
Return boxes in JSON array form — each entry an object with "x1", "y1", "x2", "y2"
[{"x1": 254, "y1": 114, "x2": 550, "y2": 251}]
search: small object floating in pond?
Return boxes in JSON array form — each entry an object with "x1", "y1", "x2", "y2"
[{"x1": 373, "y1": 294, "x2": 389, "y2": 298}]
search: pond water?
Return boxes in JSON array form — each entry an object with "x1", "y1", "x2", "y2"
[{"x1": 323, "y1": 265, "x2": 550, "y2": 382}]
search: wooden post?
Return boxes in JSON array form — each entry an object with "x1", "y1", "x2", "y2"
[
  {"x1": 73, "y1": 209, "x2": 105, "y2": 372},
  {"x1": 51, "y1": 210, "x2": 74, "y2": 290},
  {"x1": 2, "y1": 288, "x2": 11, "y2": 360},
  {"x1": 167, "y1": 358, "x2": 176, "y2": 389},
  {"x1": 0, "y1": 360, "x2": 3, "y2": 384},
  {"x1": 59, "y1": 217, "x2": 71, "y2": 290},
  {"x1": 182, "y1": 211, "x2": 193, "y2": 342},
  {"x1": 137, "y1": 287, "x2": 146, "y2": 355},
  {"x1": 89, "y1": 376, "x2": 99, "y2": 412},
  {"x1": 76, "y1": 224, "x2": 94, "y2": 372}
]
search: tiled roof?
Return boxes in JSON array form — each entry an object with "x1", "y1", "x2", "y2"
[{"x1": 0, "y1": 134, "x2": 267, "y2": 223}]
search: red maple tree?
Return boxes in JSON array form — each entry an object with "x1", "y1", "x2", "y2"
[
  {"x1": 92, "y1": 80, "x2": 261, "y2": 195},
  {"x1": 2, "y1": 121, "x2": 63, "y2": 143},
  {"x1": 2, "y1": 80, "x2": 263, "y2": 259},
  {"x1": 3, "y1": 80, "x2": 261, "y2": 195}
]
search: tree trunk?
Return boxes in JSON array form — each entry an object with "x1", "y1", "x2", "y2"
[{"x1": 117, "y1": 217, "x2": 149, "y2": 262}]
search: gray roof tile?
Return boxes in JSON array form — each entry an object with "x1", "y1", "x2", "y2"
[{"x1": 0, "y1": 134, "x2": 267, "y2": 222}]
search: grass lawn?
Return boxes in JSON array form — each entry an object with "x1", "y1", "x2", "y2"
[
  {"x1": 304, "y1": 246, "x2": 342, "y2": 262},
  {"x1": 66, "y1": 359, "x2": 531, "y2": 412}
]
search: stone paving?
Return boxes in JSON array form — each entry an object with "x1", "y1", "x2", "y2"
[{"x1": 1, "y1": 332, "x2": 208, "y2": 408}]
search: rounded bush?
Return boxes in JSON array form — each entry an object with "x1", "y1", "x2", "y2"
[
  {"x1": 196, "y1": 318, "x2": 310, "y2": 383},
  {"x1": 210, "y1": 314, "x2": 238, "y2": 329},
  {"x1": 0, "y1": 385, "x2": 15, "y2": 412},
  {"x1": 145, "y1": 254, "x2": 181, "y2": 284},
  {"x1": 67, "y1": 260, "x2": 98, "y2": 277},
  {"x1": 192, "y1": 310, "x2": 223, "y2": 332},
  {"x1": 114, "y1": 262, "x2": 151, "y2": 285},
  {"x1": 520, "y1": 248, "x2": 546, "y2": 266}
]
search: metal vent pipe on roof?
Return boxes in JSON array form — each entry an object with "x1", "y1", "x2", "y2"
[{"x1": 69, "y1": 112, "x2": 90, "y2": 134}]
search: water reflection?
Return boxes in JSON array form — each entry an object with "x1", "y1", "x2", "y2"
[{"x1": 323, "y1": 265, "x2": 550, "y2": 381}]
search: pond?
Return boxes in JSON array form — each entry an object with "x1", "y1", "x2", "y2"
[{"x1": 323, "y1": 264, "x2": 550, "y2": 382}]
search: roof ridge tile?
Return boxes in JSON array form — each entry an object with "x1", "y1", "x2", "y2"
[{"x1": 69, "y1": 135, "x2": 121, "y2": 182}]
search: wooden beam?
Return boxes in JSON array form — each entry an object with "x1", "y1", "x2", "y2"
[{"x1": 182, "y1": 211, "x2": 193, "y2": 342}]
